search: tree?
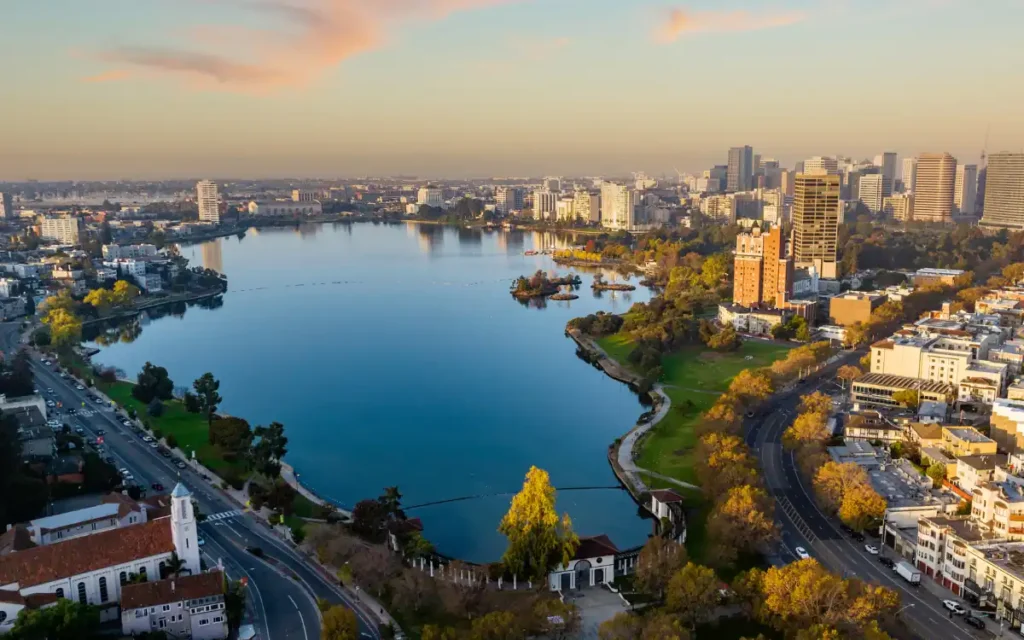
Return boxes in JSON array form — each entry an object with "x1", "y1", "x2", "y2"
[
  {"x1": 728, "y1": 369, "x2": 774, "y2": 406},
  {"x1": 700, "y1": 253, "x2": 730, "y2": 288},
  {"x1": 43, "y1": 308, "x2": 82, "y2": 348},
  {"x1": 134, "y1": 362, "x2": 174, "y2": 403},
  {"x1": 148, "y1": 399, "x2": 164, "y2": 417},
  {"x1": 208, "y1": 417, "x2": 253, "y2": 455},
  {"x1": 321, "y1": 605, "x2": 358, "y2": 640},
  {"x1": 838, "y1": 483, "x2": 887, "y2": 532},
  {"x1": 379, "y1": 486, "x2": 405, "y2": 522},
  {"x1": 83, "y1": 288, "x2": 118, "y2": 314},
  {"x1": 635, "y1": 537, "x2": 688, "y2": 597},
  {"x1": 707, "y1": 324, "x2": 741, "y2": 351},
  {"x1": 469, "y1": 611, "x2": 524, "y2": 640},
  {"x1": 498, "y1": 466, "x2": 579, "y2": 582},
  {"x1": 640, "y1": 613, "x2": 690, "y2": 640},
  {"x1": 892, "y1": 389, "x2": 920, "y2": 410},
  {"x1": 706, "y1": 485, "x2": 777, "y2": 565},
  {"x1": 193, "y1": 372, "x2": 223, "y2": 426},
  {"x1": 836, "y1": 365, "x2": 863, "y2": 389},
  {"x1": 422, "y1": 627, "x2": 460, "y2": 640},
  {"x1": 183, "y1": 391, "x2": 200, "y2": 413},
  {"x1": 7, "y1": 598, "x2": 100, "y2": 640},
  {"x1": 599, "y1": 613, "x2": 643, "y2": 640},
  {"x1": 665, "y1": 563, "x2": 720, "y2": 629},
  {"x1": 161, "y1": 551, "x2": 185, "y2": 578},
  {"x1": 813, "y1": 461, "x2": 867, "y2": 513},
  {"x1": 927, "y1": 462, "x2": 948, "y2": 486},
  {"x1": 166, "y1": 433, "x2": 178, "y2": 449},
  {"x1": 350, "y1": 499, "x2": 388, "y2": 542},
  {"x1": 225, "y1": 580, "x2": 246, "y2": 631},
  {"x1": 112, "y1": 280, "x2": 141, "y2": 306},
  {"x1": 252, "y1": 422, "x2": 288, "y2": 477},
  {"x1": 23, "y1": 291, "x2": 35, "y2": 317}
]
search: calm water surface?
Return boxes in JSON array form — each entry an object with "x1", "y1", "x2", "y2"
[{"x1": 90, "y1": 222, "x2": 653, "y2": 562}]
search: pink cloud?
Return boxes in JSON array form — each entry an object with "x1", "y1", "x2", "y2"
[
  {"x1": 654, "y1": 7, "x2": 808, "y2": 44},
  {"x1": 87, "y1": 0, "x2": 524, "y2": 92}
]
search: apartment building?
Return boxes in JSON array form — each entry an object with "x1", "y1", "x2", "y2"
[
  {"x1": 991, "y1": 398, "x2": 1024, "y2": 454},
  {"x1": 829, "y1": 292, "x2": 885, "y2": 326},
  {"x1": 870, "y1": 334, "x2": 1006, "y2": 393},
  {"x1": 731, "y1": 224, "x2": 791, "y2": 308},
  {"x1": 39, "y1": 217, "x2": 81, "y2": 245},
  {"x1": 943, "y1": 428, "x2": 998, "y2": 457}
]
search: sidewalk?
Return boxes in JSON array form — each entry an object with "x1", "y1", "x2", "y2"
[{"x1": 281, "y1": 462, "x2": 353, "y2": 519}]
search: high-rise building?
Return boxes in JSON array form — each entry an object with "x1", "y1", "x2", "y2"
[
  {"x1": 858, "y1": 174, "x2": 885, "y2": 214},
  {"x1": 495, "y1": 186, "x2": 523, "y2": 214},
  {"x1": 780, "y1": 170, "x2": 795, "y2": 197},
  {"x1": 732, "y1": 224, "x2": 791, "y2": 308},
  {"x1": 804, "y1": 156, "x2": 839, "y2": 176},
  {"x1": 600, "y1": 182, "x2": 637, "y2": 231},
  {"x1": 792, "y1": 173, "x2": 841, "y2": 279},
  {"x1": 572, "y1": 189, "x2": 600, "y2": 223},
  {"x1": 543, "y1": 177, "x2": 562, "y2": 192},
  {"x1": 532, "y1": 189, "x2": 558, "y2": 221},
  {"x1": 875, "y1": 152, "x2": 897, "y2": 195},
  {"x1": 196, "y1": 180, "x2": 220, "y2": 224},
  {"x1": 954, "y1": 163, "x2": 978, "y2": 215},
  {"x1": 902, "y1": 157, "x2": 918, "y2": 193},
  {"x1": 39, "y1": 216, "x2": 81, "y2": 245},
  {"x1": 0, "y1": 192, "x2": 12, "y2": 219},
  {"x1": 417, "y1": 186, "x2": 443, "y2": 208},
  {"x1": 727, "y1": 146, "x2": 753, "y2": 192},
  {"x1": 980, "y1": 153, "x2": 1024, "y2": 230},
  {"x1": 914, "y1": 153, "x2": 957, "y2": 223},
  {"x1": 883, "y1": 193, "x2": 914, "y2": 222}
]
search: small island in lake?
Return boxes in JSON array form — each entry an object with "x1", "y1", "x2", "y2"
[
  {"x1": 510, "y1": 270, "x2": 582, "y2": 299},
  {"x1": 591, "y1": 273, "x2": 636, "y2": 292}
]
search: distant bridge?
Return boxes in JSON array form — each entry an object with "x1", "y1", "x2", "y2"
[{"x1": 404, "y1": 486, "x2": 624, "y2": 511}]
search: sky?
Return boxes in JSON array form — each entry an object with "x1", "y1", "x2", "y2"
[{"x1": 2, "y1": 0, "x2": 1024, "y2": 179}]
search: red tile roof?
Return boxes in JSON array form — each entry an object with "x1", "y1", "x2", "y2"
[
  {"x1": 0, "y1": 589, "x2": 58, "y2": 609},
  {"x1": 0, "y1": 526, "x2": 36, "y2": 556},
  {"x1": 649, "y1": 489, "x2": 684, "y2": 504},
  {"x1": 121, "y1": 571, "x2": 225, "y2": 610},
  {"x1": 574, "y1": 534, "x2": 619, "y2": 560},
  {"x1": 0, "y1": 518, "x2": 174, "y2": 588}
]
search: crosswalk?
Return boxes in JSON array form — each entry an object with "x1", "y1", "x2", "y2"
[{"x1": 205, "y1": 510, "x2": 242, "y2": 522}]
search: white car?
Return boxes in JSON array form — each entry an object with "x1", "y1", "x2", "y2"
[
  {"x1": 75, "y1": 385, "x2": 85, "y2": 391},
  {"x1": 864, "y1": 544, "x2": 879, "y2": 555},
  {"x1": 119, "y1": 468, "x2": 130, "y2": 476},
  {"x1": 942, "y1": 600, "x2": 966, "y2": 615},
  {"x1": 45, "y1": 400, "x2": 55, "y2": 408},
  {"x1": 142, "y1": 436, "x2": 153, "y2": 443},
  {"x1": 149, "y1": 442, "x2": 159, "y2": 449},
  {"x1": 795, "y1": 547, "x2": 811, "y2": 560},
  {"x1": 197, "y1": 535, "x2": 205, "y2": 547},
  {"x1": 123, "y1": 420, "x2": 133, "y2": 427}
]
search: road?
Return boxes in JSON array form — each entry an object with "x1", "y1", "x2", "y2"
[
  {"x1": 1, "y1": 324, "x2": 382, "y2": 640},
  {"x1": 746, "y1": 353, "x2": 989, "y2": 640}
]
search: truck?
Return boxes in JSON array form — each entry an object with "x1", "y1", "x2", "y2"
[{"x1": 895, "y1": 561, "x2": 922, "y2": 585}]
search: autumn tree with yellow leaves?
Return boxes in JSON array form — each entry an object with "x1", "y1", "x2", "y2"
[
  {"x1": 498, "y1": 466, "x2": 579, "y2": 582},
  {"x1": 813, "y1": 462, "x2": 886, "y2": 532}
]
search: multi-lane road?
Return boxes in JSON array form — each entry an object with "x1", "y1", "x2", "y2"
[
  {"x1": 1, "y1": 323, "x2": 382, "y2": 640},
  {"x1": 747, "y1": 354, "x2": 989, "y2": 640}
]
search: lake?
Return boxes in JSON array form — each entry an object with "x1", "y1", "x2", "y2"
[{"x1": 89, "y1": 222, "x2": 654, "y2": 562}]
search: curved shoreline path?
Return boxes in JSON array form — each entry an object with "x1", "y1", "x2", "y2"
[{"x1": 568, "y1": 330, "x2": 699, "y2": 494}]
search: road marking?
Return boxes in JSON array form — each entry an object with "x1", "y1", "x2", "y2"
[
  {"x1": 206, "y1": 510, "x2": 242, "y2": 522},
  {"x1": 289, "y1": 595, "x2": 310, "y2": 640}
]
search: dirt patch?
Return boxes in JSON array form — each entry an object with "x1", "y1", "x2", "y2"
[{"x1": 672, "y1": 449, "x2": 688, "y2": 457}]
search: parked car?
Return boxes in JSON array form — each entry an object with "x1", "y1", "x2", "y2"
[
  {"x1": 175, "y1": 461, "x2": 187, "y2": 469},
  {"x1": 943, "y1": 600, "x2": 966, "y2": 615},
  {"x1": 795, "y1": 547, "x2": 811, "y2": 560},
  {"x1": 75, "y1": 385, "x2": 85, "y2": 391},
  {"x1": 74, "y1": 427, "x2": 85, "y2": 435},
  {"x1": 142, "y1": 436, "x2": 153, "y2": 443},
  {"x1": 46, "y1": 388, "x2": 53, "y2": 394},
  {"x1": 96, "y1": 429, "x2": 105, "y2": 436},
  {"x1": 964, "y1": 615, "x2": 985, "y2": 629},
  {"x1": 151, "y1": 483, "x2": 164, "y2": 491},
  {"x1": 149, "y1": 442, "x2": 159, "y2": 449},
  {"x1": 122, "y1": 420, "x2": 133, "y2": 427},
  {"x1": 103, "y1": 456, "x2": 115, "y2": 464},
  {"x1": 245, "y1": 546, "x2": 264, "y2": 557},
  {"x1": 197, "y1": 535, "x2": 205, "y2": 547},
  {"x1": 878, "y1": 557, "x2": 896, "y2": 569},
  {"x1": 864, "y1": 544, "x2": 879, "y2": 555},
  {"x1": 159, "y1": 449, "x2": 171, "y2": 458},
  {"x1": 45, "y1": 400, "x2": 55, "y2": 408}
]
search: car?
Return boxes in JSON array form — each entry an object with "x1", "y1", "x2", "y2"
[
  {"x1": 175, "y1": 461, "x2": 187, "y2": 469},
  {"x1": 964, "y1": 615, "x2": 985, "y2": 629},
  {"x1": 45, "y1": 400, "x2": 55, "y2": 408},
  {"x1": 68, "y1": 408, "x2": 77, "y2": 415},
  {"x1": 795, "y1": 547, "x2": 811, "y2": 560},
  {"x1": 74, "y1": 427, "x2": 85, "y2": 435},
  {"x1": 103, "y1": 456, "x2": 115, "y2": 464},
  {"x1": 745, "y1": 410, "x2": 755, "y2": 418},
  {"x1": 151, "y1": 483, "x2": 164, "y2": 491},
  {"x1": 142, "y1": 436, "x2": 153, "y2": 443},
  {"x1": 159, "y1": 449, "x2": 171, "y2": 458},
  {"x1": 94, "y1": 398, "x2": 104, "y2": 405},
  {"x1": 245, "y1": 546, "x2": 264, "y2": 557},
  {"x1": 878, "y1": 557, "x2": 896, "y2": 568},
  {"x1": 123, "y1": 473, "x2": 135, "y2": 482},
  {"x1": 119, "y1": 468, "x2": 129, "y2": 476},
  {"x1": 41, "y1": 360, "x2": 51, "y2": 366},
  {"x1": 122, "y1": 420, "x2": 133, "y2": 427},
  {"x1": 197, "y1": 535, "x2": 205, "y2": 547},
  {"x1": 59, "y1": 372, "x2": 67, "y2": 378},
  {"x1": 75, "y1": 385, "x2": 84, "y2": 391},
  {"x1": 149, "y1": 442, "x2": 159, "y2": 449},
  {"x1": 852, "y1": 531, "x2": 865, "y2": 542},
  {"x1": 96, "y1": 429, "x2": 105, "y2": 436},
  {"x1": 943, "y1": 600, "x2": 967, "y2": 615},
  {"x1": 864, "y1": 544, "x2": 879, "y2": 555}
]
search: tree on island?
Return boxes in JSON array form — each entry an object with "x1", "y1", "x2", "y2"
[
  {"x1": 498, "y1": 466, "x2": 579, "y2": 582},
  {"x1": 193, "y1": 372, "x2": 223, "y2": 426}
]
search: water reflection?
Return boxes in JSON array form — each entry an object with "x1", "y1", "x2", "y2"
[
  {"x1": 83, "y1": 296, "x2": 224, "y2": 346},
  {"x1": 201, "y1": 240, "x2": 224, "y2": 274}
]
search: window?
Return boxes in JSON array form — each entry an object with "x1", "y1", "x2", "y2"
[
  {"x1": 77, "y1": 582, "x2": 87, "y2": 604},
  {"x1": 199, "y1": 619, "x2": 209, "y2": 626},
  {"x1": 139, "y1": 566, "x2": 147, "y2": 578},
  {"x1": 120, "y1": 572, "x2": 127, "y2": 586},
  {"x1": 213, "y1": 616, "x2": 224, "y2": 623},
  {"x1": 162, "y1": 605, "x2": 170, "y2": 612},
  {"x1": 55, "y1": 588, "x2": 64, "y2": 599},
  {"x1": 135, "y1": 610, "x2": 146, "y2": 618},
  {"x1": 99, "y1": 577, "x2": 108, "y2": 603},
  {"x1": 158, "y1": 619, "x2": 167, "y2": 629}
]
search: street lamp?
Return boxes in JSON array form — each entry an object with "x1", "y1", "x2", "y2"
[{"x1": 895, "y1": 603, "x2": 915, "y2": 618}]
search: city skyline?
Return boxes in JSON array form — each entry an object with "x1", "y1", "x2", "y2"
[{"x1": 3, "y1": 0, "x2": 1024, "y2": 179}]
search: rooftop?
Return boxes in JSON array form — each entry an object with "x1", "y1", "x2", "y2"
[
  {"x1": 121, "y1": 571, "x2": 224, "y2": 610},
  {"x1": 910, "y1": 422, "x2": 943, "y2": 440},
  {"x1": 916, "y1": 268, "x2": 966, "y2": 277},
  {"x1": 945, "y1": 427, "x2": 994, "y2": 444},
  {"x1": 958, "y1": 454, "x2": 1007, "y2": 472},
  {"x1": 854, "y1": 372, "x2": 955, "y2": 396},
  {"x1": 979, "y1": 480, "x2": 1024, "y2": 503},
  {"x1": 869, "y1": 458, "x2": 948, "y2": 509},
  {"x1": 29, "y1": 503, "x2": 120, "y2": 532},
  {"x1": 972, "y1": 541, "x2": 1024, "y2": 585},
  {"x1": 574, "y1": 535, "x2": 619, "y2": 561},
  {"x1": 924, "y1": 516, "x2": 1001, "y2": 543}
]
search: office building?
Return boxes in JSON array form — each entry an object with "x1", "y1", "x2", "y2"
[
  {"x1": 495, "y1": 186, "x2": 523, "y2": 214},
  {"x1": 883, "y1": 193, "x2": 914, "y2": 222},
  {"x1": 804, "y1": 156, "x2": 839, "y2": 176},
  {"x1": 600, "y1": 183, "x2": 637, "y2": 231},
  {"x1": 0, "y1": 192, "x2": 12, "y2": 219},
  {"x1": 700, "y1": 195, "x2": 736, "y2": 222},
  {"x1": 417, "y1": 186, "x2": 443, "y2": 208},
  {"x1": 780, "y1": 170, "x2": 795, "y2": 197},
  {"x1": 858, "y1": 174, "x2": 885, "y2": 214},
  {"x1": 196, "y1": 180, "x2": 220, "y2": 224},
  {"x1": 902, "y1": 157, "x2": 918, "y2": 193},
  {"x1": 792, "y1": 173, "x2": 841, "y2": 279},
  {"x1": 829, "y1": 292, "x2": 885, "y2": 326},
  {"x1": 954, "y1": 164, "x2": 978, "y2": 215},
  {"x1": 736, "y1": 224, "x2": 791, "y2": 308},
  {"x1": 291, "y1": 189, "x2": 318, "y2": 203},
  {"x1": 875, "y1": 152, "x2": 897, "y2": 194},
  {"x1": 980, "y1": 153, "x2": 1024, "y2": 230},
  {"x1": 913, "y1": 153, "x2": 957, "y2": 223},
  {"x1": 39, "y1": 217, "x2": 81, "y2": 245},
  {"x1": 572, "y1": 190, "x2": 600, "y2": 223},
  {"x1": 543, "y1": 177, "x2": 561, "y2": 193},
  {"x1": 532, "y1": 189, "x2": 558, "y2": 221},
  {"x1": 727, "y1": 146, "x2": 754, "y2": 192}
]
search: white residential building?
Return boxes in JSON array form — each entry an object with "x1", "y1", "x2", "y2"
[
  {"x1": 417, "y1": 186, "x2": 443, "y2": 208},
  {"x1": 102, "y1": 244, "x2": 158, "y2": 261},
  {"x1": 38, "y1": 217, "x2": 81, "y2": 245},
  {"x1": 120, "y1": 571, "x2": 228, "y2": 640},
  {"x1": 104, "y1": 259, "x2": 147, "y2": 279},
  {"x1": 532, "y1": 190, "x2": 558, "y2": 221},
  {"x1": 0, "y1": 279, "x2": 16, "y2": 299},
  {"x1": 902, "y1": 157, "x2": 918, "y2": 192},
  {"x1": 247, "y1": 201, "x2": 322, "y2": 216},
  {"x1": 600, "y1": 183, "x2": 637, "y2": 231},
  {"x1": 858, "y1": 174, "x2": 885, "y2": 213},
  {"x1": 196, "y1": 180, "x2": 220, "y2": 224},
  {"x1": 572, "y1": 190, "x2": 600, "y2": 223},
  {"x1": 955, "y1": 163, "x2": 978, "y2": 216}
]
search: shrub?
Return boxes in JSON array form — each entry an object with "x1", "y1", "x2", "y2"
[
  {"x1": 222, "y1": 468, "x2": 247, "y2": 491},
  {"x1": 98, "y1": 368, "x2": 117, "y2": 383},
  {"x1": 127, "y1": 407, "x2": 137, "y2": 420},
  {"x1": 165, "y1": 433, "x2": 178, "y2": 449},
  {"x1": 152, "y1": 428, "x2": 164, "y2": 439},
  {"x1": 148, "y1": 399, "x2": 164, "y2": 417},
  {"x1": 290, "y1": 524, "x2": 306, "y2": 544}
]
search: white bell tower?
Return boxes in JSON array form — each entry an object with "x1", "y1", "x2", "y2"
[{"x1": 170, "y1": 483, "x2": 201, "y2": 575}]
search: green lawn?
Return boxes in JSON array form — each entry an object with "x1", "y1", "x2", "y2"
[
  {"x1": 98, "y1": 380, "x2": 244, "y2": 476},
  {"x1": 660, "y1": 341, "x2": 792, "y2": 392},
  {"x1": 596, "y1": 334, "x2": 638, "y2": 370}
]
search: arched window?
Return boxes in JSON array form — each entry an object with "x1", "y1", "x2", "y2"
[
  {"x1": 77, "y1": 582, "x2": 87, "y2": 604},
  {"x1": 119, "y1": 571, "x2": 127, "y2": 585},
  {"x1": 55, "y1": 588, "x2": 64, "y2": 599},
  {"x1": 98, "y1": 577, "x2": 108, "y2": 603},
  {"x1": 138, "y1": 566, "x2": 147, "y2": 579}
]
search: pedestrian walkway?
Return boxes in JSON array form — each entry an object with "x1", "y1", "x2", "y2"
[{"x1": 205, "y1": 510, "x2": 242, "y2": 522}]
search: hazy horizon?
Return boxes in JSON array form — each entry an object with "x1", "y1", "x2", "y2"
[{"x1": 3, "y1": 0, "x2": 1022, "y2": 180}]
